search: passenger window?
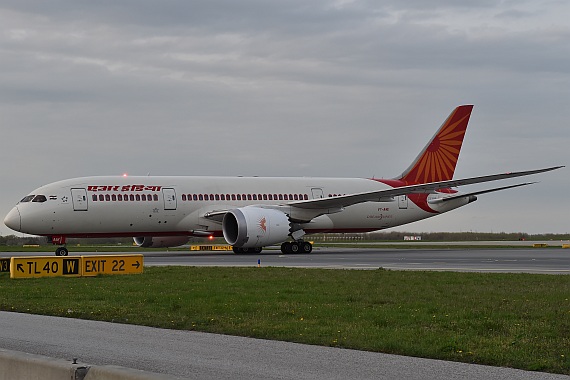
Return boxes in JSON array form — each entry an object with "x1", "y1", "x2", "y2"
[
  {"x1": 92, "y1": 195, "x2": 97, "y2": 201},
  {"x1": 118, "y1": 194, "x2": 123, "y2": 201}
]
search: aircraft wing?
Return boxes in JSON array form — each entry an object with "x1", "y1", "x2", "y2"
[{"x1": 289, "y1": 166, "x2": 563, "y2": 210}]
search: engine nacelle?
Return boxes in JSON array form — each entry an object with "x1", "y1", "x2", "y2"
[
  {"x1": 222, "y1": 207, "x2": 290, "y2": 248},
  {"x1": 133, "y1": 236, "x2": 189, "y2": 248}
]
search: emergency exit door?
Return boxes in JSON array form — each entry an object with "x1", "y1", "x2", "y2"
[
  {"x1": 162, "y1": 188, "x2": 177, "y2": 210},
  {"x1": 71, "y1": 188, "x2": 88, "y2": 211}
]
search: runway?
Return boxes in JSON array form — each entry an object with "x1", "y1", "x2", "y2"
[
  {"x1": 143, "y1": 247, "x2": 570, "y2": 274},
  {"x1": 2, "y1": 248, "x2": 569, "y2": 379}
]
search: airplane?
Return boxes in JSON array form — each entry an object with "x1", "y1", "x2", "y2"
[{"x1": 3, "y1": 105, "x2": 563, "y2": 256}]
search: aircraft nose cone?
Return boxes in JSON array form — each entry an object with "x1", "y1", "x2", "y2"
[{"x1": 4, "y1": 207, "x2": 21, "y2": 232}]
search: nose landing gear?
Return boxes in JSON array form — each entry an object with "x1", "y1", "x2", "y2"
[
  {"x1": 49, "y1": 235, "x2": 69, "y2": 256},
  {"x1": 55, "y1": 246, "x2": 69, "y2": 256}
]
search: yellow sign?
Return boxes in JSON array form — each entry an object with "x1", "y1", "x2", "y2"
[
  {"x1": 81, "y1": 255, "x2": 143, "y2": 276},
  {"x1": 9, "y1": 255, "x2": 143, "y2": 278},
  {"x1": 190, "y1": 245, "x2": 233, "y2": 251},
  {"x1": 10, "y1": 257, "x2": 81, "y2": 279}
]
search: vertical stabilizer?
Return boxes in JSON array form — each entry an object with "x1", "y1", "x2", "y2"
[{"x1": 398, "y1": 105, "x2": 473, "y2": 184}]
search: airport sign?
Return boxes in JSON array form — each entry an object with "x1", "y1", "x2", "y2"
[
  {"x1": 9, "y1": 255, "x2": 143, "y2": 278},
  {"x1": 0, "y1": 258, "x2": 10, "y2": 273},
  {"x1": 10, "y1": 257, "x2": 81, "y2": 278},
  {"x1": 81, "y1": 255, "x2": 143, "y2": 276}
]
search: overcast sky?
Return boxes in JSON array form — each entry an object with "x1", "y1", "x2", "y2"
[{"x1": 1, "y1": 0, "x2": 568, "y2": 236}]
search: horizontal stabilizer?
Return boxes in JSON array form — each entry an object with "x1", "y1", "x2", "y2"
[{"x1": 428, "y1": 182, "x2": 538, "y2": 204}]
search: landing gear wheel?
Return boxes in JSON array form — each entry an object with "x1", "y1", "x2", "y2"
[
  {"x1": 55, "y1": 247, "x2": 68, "y2": 256},
  {"x1": 281, "y1": 242, "x2": 291, "y2": 254},
  {"x1": 290, "y1": 242, "x2": 300, "y2": 253},
  {"x1": 300, "y1": 242, "x2": 313, "y2": 253}
]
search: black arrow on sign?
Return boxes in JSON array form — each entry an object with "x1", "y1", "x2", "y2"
[
  {"x1": 17, "y1": 264, "x2": 24, "y2": 273},
  {"x1": 132, "y1": 261, "x2": 140, "y2": 269}
]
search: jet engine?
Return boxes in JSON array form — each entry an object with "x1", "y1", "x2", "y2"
[
  {"x1": 133, "y1": 236, "x2": 189, "y2": 248},
  {"x1": 222, "y1": 207, "x2": 290, "y2": 248}
]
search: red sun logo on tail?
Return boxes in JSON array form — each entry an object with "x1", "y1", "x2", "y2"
[{"x1": 400, "y1": 105, "x2": 473, "y2": 184}]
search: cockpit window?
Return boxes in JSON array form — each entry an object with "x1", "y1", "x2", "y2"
[
  {"x1": 20, "y1": 195, "x2": 35, "y2": 203},
  {"x1": 32, "y1": 195, "x2": 47, "y2": 203}
]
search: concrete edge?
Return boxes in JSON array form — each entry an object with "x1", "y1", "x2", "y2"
[{"x1": 0, "y1": 348, "x2": 180, "y2": 380}]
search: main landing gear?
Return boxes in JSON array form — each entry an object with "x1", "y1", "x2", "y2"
[{"x1": 280, "y1": 241, "x2": 312, "y2": 254}]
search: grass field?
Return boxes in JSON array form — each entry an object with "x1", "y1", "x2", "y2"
[{"x1": 0, "y1": 266, "x2": 569, "y2": 374}]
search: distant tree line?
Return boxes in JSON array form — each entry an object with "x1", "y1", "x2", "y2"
[
  {"x1": 312, "y1": 231, "x2": 570, "y2": 242},
  {"x1": 0, "y1": 235, "x2": 133, "y2": 246}
]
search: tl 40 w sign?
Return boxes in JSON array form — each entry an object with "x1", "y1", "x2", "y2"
[{"x1": 9, "y1": 255, "x2": 143, "y2": 279}]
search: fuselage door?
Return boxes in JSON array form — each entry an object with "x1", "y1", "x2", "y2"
[
  {"x1": 311, "y1": 188, "x2": 324, "y2": 199},
  {"x1": 162, "y1": 188, "x2": 177, "y2": 210},
  {"x1": 71, "y1": 188, "x2": 88, "y2": 211},
  {"x1": 398, "y1": 194, "x2": 408, "y2": 209}
]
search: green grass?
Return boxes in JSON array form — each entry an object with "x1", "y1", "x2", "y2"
[{"x1": 1, "y1": 267, "x2": 569, "y2": 374}]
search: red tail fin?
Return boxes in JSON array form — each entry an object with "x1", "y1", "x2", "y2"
[{"x1": 398, "y1": 105, "x2": 473, "y2": 184}]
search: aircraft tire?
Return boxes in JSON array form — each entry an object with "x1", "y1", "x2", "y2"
[
  {"x1": 55, "y1": 247, "x2": 68, "y2": 256},
  {"x1": 280, "y1": 242, "x2": 291, "y2": 254},
  {"x1": 300, "y1": 242, "x2": 312, "y2": 253}
]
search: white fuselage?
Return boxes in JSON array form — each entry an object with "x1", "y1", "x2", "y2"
[{"x1": 4, "y1": 176, "x2": 469, "y2": 239}]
